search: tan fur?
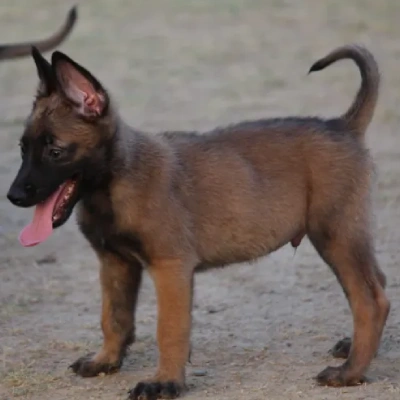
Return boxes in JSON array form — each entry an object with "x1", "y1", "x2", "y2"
[
  {"x1": 309, "y1": 44, "x2": 380, "y2": 134},
  {"x1": 9, "y1": 44, "x2": 390, "y2": 399}
]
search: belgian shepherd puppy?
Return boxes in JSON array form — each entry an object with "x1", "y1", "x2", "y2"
[
  {"x1": 7, "y1": 44, "x2": 389, "y2": 399},
  {"x1": 0, "y1": 6, "x2": 77, "y2": 61}
]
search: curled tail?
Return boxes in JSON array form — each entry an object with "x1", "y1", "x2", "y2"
[
  {"x1": 0, "y1": 6, "x2": 77, "y2": 61},
  {"x1": 309, "y1": 44, "x2": 380, "y2": 136}
]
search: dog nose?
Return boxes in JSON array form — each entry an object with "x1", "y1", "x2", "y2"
[
  {"x1": 7, "y1": 185, "x2": 33, "y2": 206},
  {"x1": 7, "y1": 182, "x2": 37, "y2": 207},
  {"x1": 7, "y1": 190, "x2": 25, "y2": 206}
]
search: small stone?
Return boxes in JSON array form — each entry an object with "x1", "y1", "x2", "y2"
[
  {"x1": 36, "y1": 254, "x2": 57, "y2": 265},
  {"x1": 192, "y1": 369, "x2": 207, "y2": 377}
]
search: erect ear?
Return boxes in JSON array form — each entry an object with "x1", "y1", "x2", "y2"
[
  {"x1": 51, "y1": 51, "x2": 108, "y2": 118},
  {"x1": 31, "y1": 46, "x2": 56, "y2": 96}
]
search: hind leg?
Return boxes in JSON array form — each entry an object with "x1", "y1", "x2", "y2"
[
  {"x1": 309, "y1": 226, "x2": 390, "y2": 386},
  {"x1": 330, "y1": 264, "x2": 387, "y2": 360}
]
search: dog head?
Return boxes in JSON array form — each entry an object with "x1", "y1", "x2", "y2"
[{"x1": 7, "y1": 47, "x2": 114, "y2": 235}]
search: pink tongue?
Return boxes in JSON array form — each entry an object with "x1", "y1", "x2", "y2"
[{"x1": 19, "y1": 185, "x2": 64, "y2": 247}]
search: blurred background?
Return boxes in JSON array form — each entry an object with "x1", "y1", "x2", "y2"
[{"x1": 1, "y1": 1, "x2": 400, "y2": 399}]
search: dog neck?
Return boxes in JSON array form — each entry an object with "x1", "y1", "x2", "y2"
[{"x1": 81, "y1": 112, "x2": 173, "y2": 201}]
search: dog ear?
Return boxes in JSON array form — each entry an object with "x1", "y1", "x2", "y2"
[
  {"x1": 51, "y1": 51, "x2": 108, "y2": 118},
  {"x1": 31, "y1": 46, "x2": 56, "y2": 96}
]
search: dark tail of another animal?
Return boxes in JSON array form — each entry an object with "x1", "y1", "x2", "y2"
[
  {"x1": 309, "y1": 44, "x2": 380, "y2": 136},
  {"x1": 0, "y1": 6, "x2": 77, "y2": 61}
]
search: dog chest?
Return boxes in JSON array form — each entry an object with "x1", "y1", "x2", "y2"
[{"x1": 77, "y1": 198, "x2": 148, "y2": 265}]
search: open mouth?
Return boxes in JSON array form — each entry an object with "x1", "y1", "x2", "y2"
[
  {"x1": 52, "y1": 179, "x2": 78, "y2": 224},
  {"x1": 19, "y1": 176, "x2": 80, "y2": 247}
]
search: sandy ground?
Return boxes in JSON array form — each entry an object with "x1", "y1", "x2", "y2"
[{"x1": 1, "y1": 0, "x2": 400, "y2": 399}]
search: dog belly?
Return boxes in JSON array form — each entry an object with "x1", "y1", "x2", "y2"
[{"x1": 195, "y1": 215, "x2": 303, "y2": 270}]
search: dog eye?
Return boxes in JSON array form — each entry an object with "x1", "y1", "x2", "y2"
[{"x1": 49, "y1": 148, "x2": 63, "y2": 160}]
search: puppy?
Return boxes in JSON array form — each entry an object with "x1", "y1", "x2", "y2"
[{"x1": 7, "y1": 44, "x2": 389, "y2": 399}]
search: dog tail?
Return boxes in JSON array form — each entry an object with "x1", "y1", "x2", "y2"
[
  {"x1": 308, "y1": 44, "x2": 380, "y2": 135},
  {"x1": 0, "y1": 6, "x2": 77, "y2": 61}
]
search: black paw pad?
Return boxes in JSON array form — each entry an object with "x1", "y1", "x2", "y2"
[
  {"x1": 329, "y1": 337, "x2": 352, "y2": 359},
  {"x1": 316, "y1": 366, "x2": 366, "y2": 387},
  {"x1": 316, "y1": 366, "x2": 345, "y2": 387},
  {"x1": 69, "y1": 353, "x2": 121, "y2": 377},
  {"x1": 128, "y1": 380, "x2": 182, "y2": 400}
]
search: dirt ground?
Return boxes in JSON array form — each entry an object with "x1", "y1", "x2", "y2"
[{"x1": 1, "y1": 0, "x2": 400, "y2": 399}]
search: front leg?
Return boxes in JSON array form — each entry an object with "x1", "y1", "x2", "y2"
[
  {"x1": 129, "y1": 260, "x2": 193, "y2": 400},
  {"x1": 71, "y1": 251, "x2": 142, "y2": 377}
]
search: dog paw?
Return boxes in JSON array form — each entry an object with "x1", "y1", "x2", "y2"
[
  {"x1": 315, "y1": 366, "x2": 366, "y2": 387},
  {"x1": 69, "y1": 353, "x2": 121, "y2": 377},
  {"x1": 329, "y1": 337, "x2": 352, "y2": 359},
  {"x1": 128, "y1": 380, "x2": 183, "y2": 400}
]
